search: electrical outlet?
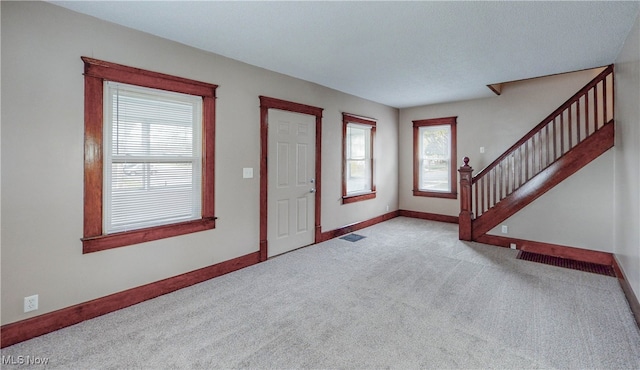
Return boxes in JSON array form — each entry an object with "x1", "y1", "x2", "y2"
[
  {"x1": 386, "y1": 205, "x2": 389, "y2": 212},
  {"x1": 510, "y1": 243, "x2": 517, "y2": 250},
  {"x1": 480, "y1": 146, "x2": 485, "y2": 153},
  {"x1": 501, "y1": 225, "x2": 508, "y2": 234},
  {"x1": 24, "y1": 295, "x2": 38, "y2": 313}
]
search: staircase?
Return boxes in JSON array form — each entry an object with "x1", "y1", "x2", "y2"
[{"x1": 458, "y1": 65, "x2": 615, "y2": 241}]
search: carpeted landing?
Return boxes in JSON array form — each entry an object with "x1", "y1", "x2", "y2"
[{"x1": 2, "y1": 217, "x2": 639, "y2": 369}]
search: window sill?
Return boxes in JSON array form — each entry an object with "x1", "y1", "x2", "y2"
[
  {"x1": 342, "y1": 191, "x2": 376, "y2": 204},
  {"x1": 82, "y1": 217, "x2": 217, "y2": 254},
  {"x1": 413, "y1": 190, "x2": 457, "y2": 199}
]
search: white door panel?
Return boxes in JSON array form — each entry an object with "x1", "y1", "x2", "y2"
[{"x1": 268, "y1": 110, "x2": 315, "y2": 257}]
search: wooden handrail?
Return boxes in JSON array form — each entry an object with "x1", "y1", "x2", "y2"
[
  {"x1": 464, "y1": 65, "x2": 614, "y2": 226},
  {"x1": 470, "y1": 120, "x2": 614, "y2": 239},
  {"x1": 473, "y1": 65, "x2": 613, "y2": 182}
]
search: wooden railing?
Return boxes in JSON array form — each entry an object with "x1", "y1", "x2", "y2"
[{"x1": 459, "y1": 65, "x2": 614, "y2": 240}]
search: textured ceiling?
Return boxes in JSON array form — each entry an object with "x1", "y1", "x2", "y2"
[{"x1": 51, "y1": 1, "x2": 639, "y2": 108}]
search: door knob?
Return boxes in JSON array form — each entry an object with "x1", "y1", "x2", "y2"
[{"x1": 310, "y1": 188, "x2": 316, "y2": 193}]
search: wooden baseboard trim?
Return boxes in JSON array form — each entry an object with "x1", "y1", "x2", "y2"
[
  {"x1": 319, "y1": 211, "x2": 399, "y2": 242},
  {"x1": 398, "y1": 210, "x2": 459, "y2": 224},
  {"x1": 475, "y1": 234, "x2": 613, "y2": 265},
  {"x1": 0, "y1": 251, "x2": 261, "y2": 348},
  {"x1": 612, "y1": 255, "x2": 640, "y2": 329}
]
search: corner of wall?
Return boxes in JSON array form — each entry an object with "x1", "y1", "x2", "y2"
[{"x1": 613, "y1": 8, "x2": 640, "y2": 318}]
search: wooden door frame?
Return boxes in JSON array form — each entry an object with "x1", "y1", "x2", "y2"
[{"x1": 259, "y1": 96, "x2": 324, "y2": 261}]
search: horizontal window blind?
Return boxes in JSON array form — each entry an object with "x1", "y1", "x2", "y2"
[{"x1": 104, "y1": 81, "x2": 203, "y2": 233}]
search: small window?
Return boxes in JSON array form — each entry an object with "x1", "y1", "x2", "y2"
[
  {"x1": 82, "y1": 57, "x2": 217, "y2": 253},
  {"x1": 413, "y1": 116, "x2": 457, "y2": 199},
  {"x1": 342, "y1": 113, "x2": 376, "y2": 204}
]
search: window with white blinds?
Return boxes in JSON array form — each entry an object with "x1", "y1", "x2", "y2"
[
  {"x1": 341, "y1": 113, "x2": 376, "y2": 204},
  {"x1": 103, "y1": 82, "x2": 203, "y2": 233}
]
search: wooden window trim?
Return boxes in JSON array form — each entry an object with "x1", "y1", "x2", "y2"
[
  {"x1": 342, "y1": 113, "x2": 376, "y2": 204},
  {"x1": 412, "y1": 116, "x2": 458, "y2": 199},
  {"x1": 81, "y1": 57, "x2": 218, "y2": 253}
]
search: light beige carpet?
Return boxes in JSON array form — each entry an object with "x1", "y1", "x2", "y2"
[{"x1": 2, "y1": 217, "x2": 639, "y2": 368}]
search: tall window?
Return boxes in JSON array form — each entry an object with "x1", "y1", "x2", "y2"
[
  {"x1": 104, "y1": 82, "x2": 203, "y2": 233},
  {"x1": 342, "y1": 113, "x2": 376, "y2": 204},
  {"x1": 82, "y1": 57, "x2": 217, "y2": 253},
  {"x1": 413, "y1": 116, "x2": 457, "y2": 199}
]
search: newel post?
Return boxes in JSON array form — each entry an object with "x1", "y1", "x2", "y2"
[{"x1": 458, "y1": 157, "x2": 473, "y2": 241}]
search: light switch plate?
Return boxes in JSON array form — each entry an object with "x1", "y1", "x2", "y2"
[{"x1": 243, "y1": 168, "x2": 253, "y2": 179}]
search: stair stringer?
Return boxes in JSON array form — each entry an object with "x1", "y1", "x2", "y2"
[{"x1": 471, "y1": 120, "x2": 614, "y2": 240}]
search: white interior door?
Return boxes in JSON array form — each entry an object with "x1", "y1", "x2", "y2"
[{"x1": 267, "y1": 109, "x2": 316, "y2": 257}]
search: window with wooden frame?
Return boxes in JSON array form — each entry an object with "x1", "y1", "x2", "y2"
[
  {"x1": 413, "y1": 116, "x2": 457, "y2": 199},
  {"x1": 342, "y1": 113, "x2": 376, "y2": 204},
  {"x1": 82, "y1": 57, "x2": 217, "y2": 253}
]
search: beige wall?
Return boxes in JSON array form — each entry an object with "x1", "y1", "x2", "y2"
[
  {"x1": 0, "y1": 2, "x2": 398, "y2": 325},
  {"x1": 614, "y1": 11, "x2": 640, "y2": 305},
  {"x1": 399, "y1": 68, "x2": 615, "y2": 251}
]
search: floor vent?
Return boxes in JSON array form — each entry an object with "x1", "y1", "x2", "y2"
[
  {"x1": 340, "y1": 234, "x2": 366, "y2": 242},
  {"x1": 516, "y1": 251, "x2": 616, "y2": 277}
]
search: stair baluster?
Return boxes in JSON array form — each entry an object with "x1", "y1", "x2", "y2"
[{"x1": 459, "y1": 65, "x2": 615, "y2": 241}]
